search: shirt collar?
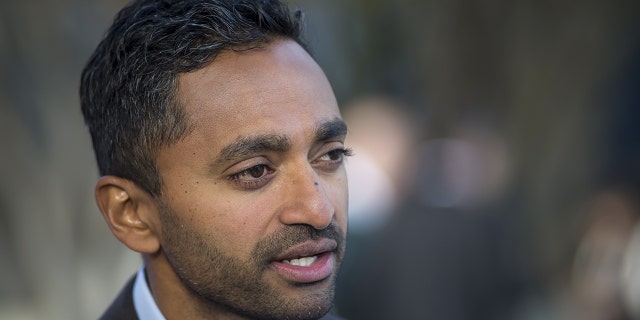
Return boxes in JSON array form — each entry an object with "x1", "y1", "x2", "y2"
[{"x1": 133, "y1": 265, "x2": 166, "y2": 320}]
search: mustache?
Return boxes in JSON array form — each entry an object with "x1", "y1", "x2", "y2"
[{"x1": 252, "y1": 223, "x2": 345, "y2": 263}]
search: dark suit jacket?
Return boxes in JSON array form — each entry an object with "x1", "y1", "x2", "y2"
[
  {"x1": 100, "y1": 274, "x2": 344, "y2": 320},
  {"x1": 100, "y1": 275, "x2": 137, "y2": 320}
]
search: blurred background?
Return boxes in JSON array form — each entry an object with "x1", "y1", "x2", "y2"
[{"x1": 1, "y1": 0, "x2": 639, "y2": 319}]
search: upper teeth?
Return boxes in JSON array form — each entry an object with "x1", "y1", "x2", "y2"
[{"x1": 283, "y1": 256, "x2": 317, "y2": 267}]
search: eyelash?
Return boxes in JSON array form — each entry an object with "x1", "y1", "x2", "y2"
[
  {"x1": 227, "y1": 147, "x2": 353, "y2": 190},
  {"x1": 227, "y1": 164, "x2": 274, "y2": 190},
  {"x1": 314, "y1": 147, "x2": 353, "y2": 165}
]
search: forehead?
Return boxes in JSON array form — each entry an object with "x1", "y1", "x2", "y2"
[{"x1": 176, "y1": 39, "x2": 341, "y2": 146}]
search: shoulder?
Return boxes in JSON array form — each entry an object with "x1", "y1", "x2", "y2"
[{"x1": 99, "y1": 275, "x2": 138, "y2": 320}]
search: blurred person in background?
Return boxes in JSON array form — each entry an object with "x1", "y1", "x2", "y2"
[
  {"x1": 80, "y1": 0, "x2": 349, "y2": 319},
  {"x1": 564, "y1": 40, "x2": 640, "y2": 320},
  {"x1": 570, "y1": 183, "x2": 640, "y2": 320},
  {"x1": 341, "y1": 96, "x2": 418, "y2": 234},
  {"x1": 336, "y1": 113, "x2": 528, "y2": 320},
  {"x1": 542, "y1": 42, "x2": 640, "y2": 320},
  {"x1": 333, "y1": 96, "x2": 418, "y2": 316}
]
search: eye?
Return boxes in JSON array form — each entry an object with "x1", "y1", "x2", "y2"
[
  {"x1": 319, "y1": 149, "x2": 348, "y2": 161},
  {"x1": 245, "y1": 165, "x2": 268, "y2": 178},
  {"x1": 228, "y1": 164, "x2": 275, "y2": 190},
  {"x1": 313, "y1": 147, "x2": 353, "y2": 171}
]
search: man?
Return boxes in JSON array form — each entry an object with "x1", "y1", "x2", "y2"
[{"x1": 79, "y1": 0, "x2": 349, "y2": 319}]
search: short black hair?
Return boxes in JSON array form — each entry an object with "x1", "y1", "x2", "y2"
[{"x1": 80, "y1": 0, "x2": 306, "y2": 196}]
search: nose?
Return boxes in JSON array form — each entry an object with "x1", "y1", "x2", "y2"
[{"x1": 277, "y1": 164, "x2": 335, "y2": 230}]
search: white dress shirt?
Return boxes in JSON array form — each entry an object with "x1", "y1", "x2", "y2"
[{"x1": 133, "y1": 265, "x2": 166, "y2": 320}]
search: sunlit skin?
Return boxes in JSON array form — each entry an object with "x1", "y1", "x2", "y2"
[{"x1": 137, "y1": 39, "x2": 348, "y2": 319}]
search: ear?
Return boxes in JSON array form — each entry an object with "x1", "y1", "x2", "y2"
[{"x1": 95, "y1": 175, "x2": 161, "y2": 254}]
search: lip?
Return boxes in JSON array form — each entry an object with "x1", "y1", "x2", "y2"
[{"x1": 271, "y1": 239, "x2": 337, "y2": 284}]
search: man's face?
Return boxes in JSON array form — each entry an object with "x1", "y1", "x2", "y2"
[{"x1": 154, "y1": 39, "x2": 348, "y2": 319}]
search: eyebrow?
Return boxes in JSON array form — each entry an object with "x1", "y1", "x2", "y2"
[
  {"x1": 315, "y1": 118, "x2": 348, "y2": 142},
  {"x1": 217, "y1": 134, "x2": 291, "y2": 163},
  {"x1": 215, "y1": 118, "x2": 348, "y2": 164}
]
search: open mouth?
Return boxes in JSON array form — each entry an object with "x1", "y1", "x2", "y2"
[
  {"x1": 282, "y1": 255, "x2": 318, "y2": 267},
  {"x1": 271, "y1": 239, "x2": 337, "y2": 284}
]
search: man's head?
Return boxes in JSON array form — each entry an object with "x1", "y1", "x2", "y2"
[
  {"x1": 80, "y1": 0, "x2": 306, "y2": 196},
  {"x1": 80, "y1": 1, "x2": 348, "y2": 319}
]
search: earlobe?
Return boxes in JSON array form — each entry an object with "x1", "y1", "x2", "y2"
[{"x1": 95, "y1": 176, "x2": 161, "y2": 254}]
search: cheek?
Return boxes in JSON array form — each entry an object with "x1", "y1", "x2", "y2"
[{"x1": 184, "y1": 190, "x2": 280, "y2": 254}]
